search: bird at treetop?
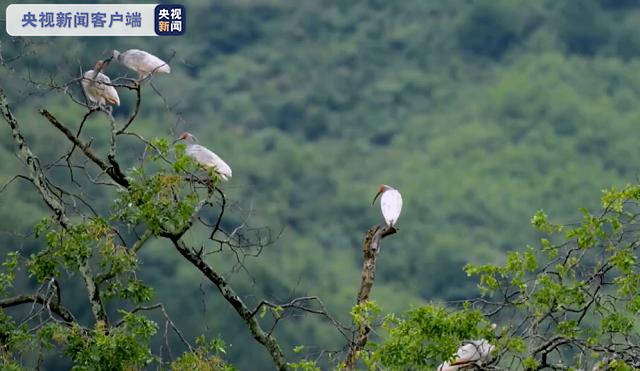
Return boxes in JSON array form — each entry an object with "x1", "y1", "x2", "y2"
[
  {"x1": 81, "y1": 60, "x2": 120, "y2": 109},
  {"x1": 436, "y1": 339, "x2": 494, "y2": 371},
  {"x1": 372, "y1": 184, "x2": 402, "y2": 227},
  {"x1": 177, "y1": 132, "x2": 232, "y2": 181},
  {"x1": 112, "y1": 49, "x2": 170, "y2": 81}
]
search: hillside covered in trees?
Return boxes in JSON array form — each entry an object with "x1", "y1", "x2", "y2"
[{"x1": 2, "y1": 0, "x2": 640, "y2": 369}]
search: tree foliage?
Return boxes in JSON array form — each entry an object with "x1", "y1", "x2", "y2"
[
  {"x1": 348, "y1": 185, "x2": 640, "y2": 369},
  {"x1": 2, "y1": 0, "x2": 640, "y2": 369}
]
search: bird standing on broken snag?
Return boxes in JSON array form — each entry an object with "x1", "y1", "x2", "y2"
[{"x1": 372, "y1": 184, "x2": 403, "y2": 228}]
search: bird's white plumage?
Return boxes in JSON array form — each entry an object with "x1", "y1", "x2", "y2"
[
  {"x1": 114, "y1": 49, "x2": 171, "y2": 77},
  {"x1": 81, "y1": 69, "x2": 120, "y2": 106},
  {"x1": 185, "y1": 144, "x2": 232, "y2": 181},
  {"x1": 436, "y1": 340, "x2": 493, "y2": 371},
  {"x1": 380, "y1": 189, "x2": 402, "y2": 227}
]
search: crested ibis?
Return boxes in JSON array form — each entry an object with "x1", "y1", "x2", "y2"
[
  {"x1": 177, "y1": 132, "x2": 232, "y2": 181},
  {"x1": 372, "y1": 184, "x2": 402, "y2": 227},
  {"x1": 112, "y1": 49, "x2": 171, "y2": 81},
  {"x1": 437, "y1": 339, "x2": 494, "y2": 371},
  {"x1": 81, "y1": 60, "x2": 120, "y2": 109}
]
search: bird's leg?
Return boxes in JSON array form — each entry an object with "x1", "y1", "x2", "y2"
[
  {"x1": 100, "y1": 104, "x2": 113, "y2": 116},
  {"x1": 204, "y1": 174, "x2": 215, "y2": 191},
  {"x1": 135, "y1": 72, "x2": 150, "y2": 85},
  {"x1": 207, "y1": 169, "x2": 219, "y2": 184},
  {"x1": 132, "y1": 72, "x2": 143, "y2": 87}
]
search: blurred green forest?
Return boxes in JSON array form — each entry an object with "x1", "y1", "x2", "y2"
[{"x1": 2, "y1": 0, "x2": 640, "y2": 368}]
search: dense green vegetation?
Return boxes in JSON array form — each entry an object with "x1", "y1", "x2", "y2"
[{"x1": 2, "y1": 0, "x2": 640, "y2": 369}]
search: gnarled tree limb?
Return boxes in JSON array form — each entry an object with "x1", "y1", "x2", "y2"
[
  {"x1": 0, "y1": 294, "x2": 75, "y2": 323},
  {"x1": 0, "y1": 86, "x2": 107, "y2": 325},
  {"x1": 39, "y1": 109, "x2": 129, "y2": 188},
  {"x1": 344, "y1": 224, "x2": 397, "y2": 370}
]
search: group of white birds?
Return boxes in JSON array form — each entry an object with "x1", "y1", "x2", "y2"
[
  {"x1": 81, "y1": 48, "x2": 171, "y2": 108},
  {"x1": 80, "y1": 49, "x2": 232, "y2": 181},
  {"x1": 81, "y1": 50, "x2": 491, "y2": 369}
]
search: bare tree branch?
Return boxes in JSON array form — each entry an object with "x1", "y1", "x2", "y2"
[
  {"x1": 0, "y1": 294, "x2": 74, "y2": 323},
  {"x1": 168, "y1": 236, "x2": 288, "y2": 370},
  {"x1": 39, "y1": 109, "x2": 129, "y2": 188},
  {"x1": 115, "y1": 303, "x2": 194, "y2": 354}
]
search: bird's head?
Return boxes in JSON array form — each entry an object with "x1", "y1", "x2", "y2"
[
  {"x1": 372, "y1": 184, "x2": 391, "y2": 205},
  {"x1": 176, "y1": 132, "x2": 198, "y2": 144},
  {"x1": 112, "y1": 49, "x2": 121, "y2": 62},
  {"x1": 94, "y1": 59, "x2": 105, "y2": 71}
]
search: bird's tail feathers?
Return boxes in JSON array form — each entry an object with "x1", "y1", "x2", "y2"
[{"x1": 156, "y1": 64, "x2": 171, "y2": 74}]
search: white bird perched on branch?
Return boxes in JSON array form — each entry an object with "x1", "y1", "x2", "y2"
[
  {"x1": 112, "y1": 49, "x2": 171, "y2": 81},
  {"x1": 372, "y1": 184, "x2": 402, "y2": 227},
  {"x1": 437, "y1": 339, "x2": 494, "y2": 371},
  {"x1": 81, "y1": 60, "x2": 120, "y2": 109},
  {"x1": 177, "y1": 132, "x2": 232, "y2": 181}
]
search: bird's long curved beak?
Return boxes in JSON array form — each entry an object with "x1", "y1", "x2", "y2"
[
  {"x1": 372, "y1": 190, "x2": 383, "y2": 206},
  {"x1": 172, "y1": 134, "x2": 185, "y2": 145}
]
